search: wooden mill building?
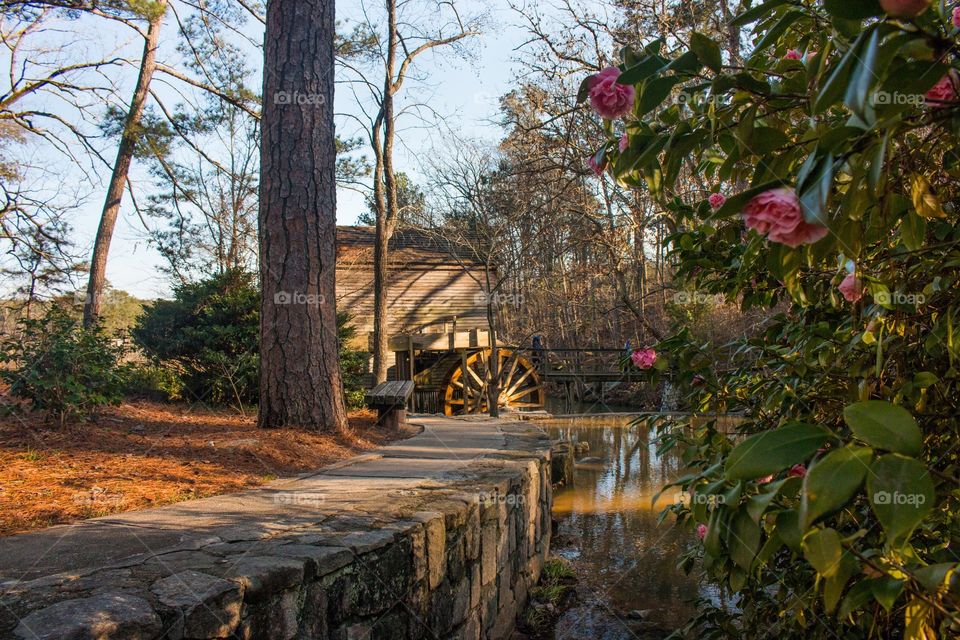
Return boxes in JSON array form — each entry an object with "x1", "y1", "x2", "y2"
[
  {"x1": 335, "y1": 226, "x2": 545, "y2": 414},
  {"x1": 335, "y1": 226, "x2": 489, "y2": 351}
]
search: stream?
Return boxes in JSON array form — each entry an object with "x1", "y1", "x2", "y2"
[{"x1": 537, "y1": 412, "x2": 727, "y2": 639}]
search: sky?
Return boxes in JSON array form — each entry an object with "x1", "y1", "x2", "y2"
[{"x1": 59, "y1": 0, "x2": 534, "y2": 300}]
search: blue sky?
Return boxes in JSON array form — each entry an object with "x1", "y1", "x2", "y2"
[{"x1": 62, "y1": 0, "x2": 530, "y2": 299}]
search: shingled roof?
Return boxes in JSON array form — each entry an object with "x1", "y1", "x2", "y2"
[{"x1": 336, "y1": 226, "x2": 484, "y2": 266}]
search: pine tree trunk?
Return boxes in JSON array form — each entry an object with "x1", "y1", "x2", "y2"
[
  {"x1": 83, "y1": 2, "x2": 166, "y2": 327},
  {"x1": 258, "y1": 0, "x2": 349, "y2": 432}
]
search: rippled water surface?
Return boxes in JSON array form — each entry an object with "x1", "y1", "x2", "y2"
[{"x1": 540, "y1": 414, "x2": 725, "y2": 638}]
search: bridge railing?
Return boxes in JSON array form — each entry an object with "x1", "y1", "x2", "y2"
[{"x1": 513, "y1": 347, "x2": 632, "y2": 382}]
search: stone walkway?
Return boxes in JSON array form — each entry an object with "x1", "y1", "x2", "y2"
[{"x1": 0, "y1": 415, "x2": 556, "y2": 640}]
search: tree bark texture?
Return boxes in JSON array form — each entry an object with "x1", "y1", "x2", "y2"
[{"x1": 258, "y1": 0, "x2": 349, "y2": 432}]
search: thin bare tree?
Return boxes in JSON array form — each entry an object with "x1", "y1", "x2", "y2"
[
  {"x1": 83, "y1": 0, "x2": 167, "y2": 325},
  {"x1": 338, "y1": 0, "x2": 480, "y2": 383}
]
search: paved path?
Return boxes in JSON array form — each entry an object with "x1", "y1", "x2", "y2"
[
  {"x1": 0, "y1": 415, "x2": 557, "y2": 640},
  {"x1": 0, "y1": 416, "x2": 516, "y2": 584}
]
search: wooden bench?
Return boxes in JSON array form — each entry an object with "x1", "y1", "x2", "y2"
[{"x1": 364, "y1": 380, "x2": 415, "y2": 430}]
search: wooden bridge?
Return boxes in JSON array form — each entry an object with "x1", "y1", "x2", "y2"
[{"x1": 516, "y1": 347, "x2": 635, "y2": 383}]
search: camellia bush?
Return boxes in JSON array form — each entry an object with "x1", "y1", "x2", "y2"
[{"x1": 582, "y1": 0, "x2": 960, "y2": 638}]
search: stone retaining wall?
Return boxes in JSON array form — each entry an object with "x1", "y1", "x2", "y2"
[{"x1": 0, "y1": 419, "x2": 553, "y2": 640}]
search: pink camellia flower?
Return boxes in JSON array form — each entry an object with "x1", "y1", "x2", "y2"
[
  {"x1": 696, "y1": 524, "x2": 708, "y2": 540},
  {"x1": 954, "y1": 7, "x2": 960, "y2": 28},
  {"x1": 588, "y1": 67, "x2": 636, "y2": 120},
  {"x1": 925, "y1": 73, "x2": 957, "y2": 108},
  {"x1": 631, "y1": 347, "x2": 657, "y2": 370},
  {"x1": 587, "y1": 155, "x2": 605, "y2": 176},
  {"x1": 784, "y1": 49, "x2": 802, "y2": 61},
  {"x1": 788, "y1": 464, "x2": 807, "y2": 479},
  {"x1": 708, "y1": 193, "x2": 726, "y2": 209},
  {"x1": 741, "y1": 188, "x2": 829, "y2": 248},
  {"x1": 619, "y1": 131, "x2": 629, "y2": 153},
  {"x1": 879, "y1": 0, "x2": 930, "y2": 18},
  {"x1": 756, "y1": 474, "x2": 774, "y2": 484},
  {"x1": 838, "y1": 273, "x2": 865, "y2": 303}
]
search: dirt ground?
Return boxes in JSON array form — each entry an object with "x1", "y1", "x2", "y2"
[{"x1": 0, "y1": 400, "x2": 409, "y2": 536}]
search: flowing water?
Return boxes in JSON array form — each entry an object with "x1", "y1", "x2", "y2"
[{"x1": 538, "y1": 413, "x2": 726, "y2": 639}]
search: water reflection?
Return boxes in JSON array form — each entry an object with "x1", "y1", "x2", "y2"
[{"x1": 541, "y1": 414, "x2": 718, "y2": 637}]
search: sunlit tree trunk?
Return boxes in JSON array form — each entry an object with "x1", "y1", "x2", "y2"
[
  {"x1": 83, "y1": 1, "x2": 166, "y2": 326},
  {"x1": 258, "y1": 0, "x2": 349, "y2": 432}
]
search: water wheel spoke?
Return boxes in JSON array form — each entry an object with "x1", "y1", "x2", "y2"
[
  {"x1": 508, "y1": 386, "x2": 538, "y2": 402},
  {"x1": 499, "y1": 354, "x2": 520, "y2": 390},
  {"x1": 503, "y1": 367, "x2": 534, "y2": 398},
  {"x1": 466, "y1": 363, "x2": 485, "y2": 389}
]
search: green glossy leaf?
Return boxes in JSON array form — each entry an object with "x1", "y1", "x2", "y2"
[
  {"x1": 839, "y1": 580, "x2": 876, "y2": 619},
  {"x1": 871, "y1": 576, "x2": 904, "y2": 612},
  {"x1": 747, "y1": 480, "x2": 784, "y2": 522},
  {"x1": 665, "y1": 50, "x2": 702, "y2": 75},
  {"x1": 868, "y1": 132, "x2": 888, "y2": 189},
  {"x1": 823, "y1": 0, "x2": 882, "y2": 19},
  {"x1": 800, "y1": 446, "x2": 872, "y2": 528},
  {"x1": 724, "y1": 422, "x2": 831, "y2": 481},
  {"x1": 844, "y1": 26, "x2": 879, "y2": 121},
  {"x1": 753, "y1": 530, "x2": 783, "y2": 570},
  {"x1": 814, "y1": 28, "x2": 872, "y2": 114},
  {"x1": 867, "y1": 454, "x2": 935, "y2": 545},
  {"x1": 913, "y1": 372, "x2": 938, "y2": 389},
  {"x1": 730, "y1": 0, "x2": 791, "y2": 27},
  {"x1": 844, "y1": 401, "x2": 923, "y2": 456},
  {"x1": 618, "y1": 56, "x2": 667, "y2": 85},
  {"x1": 728, "y1": 509, "x2": 762, "y2": 571},
  {"x1": 803, "y1": 527, "x2": 843, "y2": 577},
  {"x1": 576, "y1": 75, "x2": 595, "y2": 104},
  {"x1": 751, "y1": 10, "x2": 803, "y2": 55},
  {"x1": 824, "y1": 552, "x2": 859, "y2": 613},
  {"x1": 913, "y1": 563, "x2": 957, "y2": 592},
  {"x1": 799, "y1": 155, "x2": 835, "y2": 227},
  {"x1": 775, "y1": 510, "x2": 803, "y2": 551},
  {"x1": 638, "y1": 76, "x2": 682, "y2": 116},
  {"x1": 704, "y1": 506, "x2": 727, "y2": 557},
  {"x1": 690, "y1": 32, "x2": 723, "y2": 73}
]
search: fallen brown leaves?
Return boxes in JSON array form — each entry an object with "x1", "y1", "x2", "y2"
[{"x1": 0, "y1": 400, "x2": 404, "y2": 536}]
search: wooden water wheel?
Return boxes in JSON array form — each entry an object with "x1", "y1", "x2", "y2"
[{"x1": 440, "y1": 348, "x2": 544, "y2": 416}]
